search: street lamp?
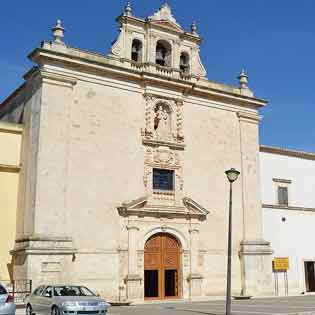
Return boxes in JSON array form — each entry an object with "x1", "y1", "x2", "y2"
[{"x1": 225, "y1": 168, "x2": 240, "y2": 315}]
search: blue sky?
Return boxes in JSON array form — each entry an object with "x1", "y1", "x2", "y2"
[{"x1": 1, "y1": 0, "x2": 314, "y2": 152}]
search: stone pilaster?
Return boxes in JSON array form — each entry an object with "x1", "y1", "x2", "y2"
[
  {"x1": 239, "y1": 240, "x2": 273, "y2": 296},
  {"x1": 13, "y1": 69, "x2": 77, "y2": 282},
  {"x1": 188, "y1": 227, "x2": 203, "y2": 297},
  {"x1": 125, "y1": 225, "x2": 142, "y2": 300},
  {"x1": 238, "y1": 111, "x2": 273, "y2": 296}
]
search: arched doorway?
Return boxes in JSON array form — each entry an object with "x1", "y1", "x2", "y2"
[{"x1": 144, "y1": 233, "x2": 181, "y2": 299}]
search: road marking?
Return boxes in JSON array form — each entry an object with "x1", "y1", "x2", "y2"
[
  {"x1": 225, "y1": 304, "x2": 315, "y2": 309},
  {"x1": 233, "y1": 312, "x2": 280, "y2": 315},
  {"x1": 175, "y1": 308, "x2": 284, "y2": 315}
]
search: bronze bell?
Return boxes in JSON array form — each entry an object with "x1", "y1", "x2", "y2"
[{"x1": 156, "y1": 48, "x2": 167, "y2": 66}]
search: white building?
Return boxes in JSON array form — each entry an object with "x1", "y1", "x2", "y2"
[{"x1": 261, "y1": 145, "x2": 315, "y2": 296}]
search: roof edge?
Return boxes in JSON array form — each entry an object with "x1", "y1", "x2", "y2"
[
  {"x1": 0, "y1": 82, "x2": 26, "y2": 109},
  {"x1": 260, "y1": 145, "x2": 315, "y2": 160}
]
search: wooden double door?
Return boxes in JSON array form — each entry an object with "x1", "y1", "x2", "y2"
[{"x1": 144, "y1": 233, "x2": 181, "y2": 299}]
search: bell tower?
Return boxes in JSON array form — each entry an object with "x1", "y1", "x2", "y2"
[{"x1": 110, "y1": 2, "x2": 207, "y2": 79}]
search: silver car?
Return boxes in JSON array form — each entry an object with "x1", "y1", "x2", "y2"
[
  {"x1": 25, "y1": 285, "x2": 110, "y2": 315},
  {"x1": 0, "y1": 283, "x2": 16, "y2": 315}
]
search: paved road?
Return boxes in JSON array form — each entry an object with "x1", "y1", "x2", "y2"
[
  {"x1": 109, "y1": 296, "x2": 315, "y2": 315},
  {"x1": 17, "y1": 296, "x2": 315, "y2": 315}
]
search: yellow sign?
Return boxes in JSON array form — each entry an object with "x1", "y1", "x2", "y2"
[{"x1": 273, "y1": 257, "x2": 289, "y2": 271}]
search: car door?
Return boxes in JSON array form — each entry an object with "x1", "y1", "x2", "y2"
[
  {"x1": 30, "y1": 286, "x2": 45, "y2": 313},
  {"x1": 0, "y1": 285, "x2": 8, "y2": 307},
  {"x1": 38, "y1": 286, "x2": 53, "y2": 315}
]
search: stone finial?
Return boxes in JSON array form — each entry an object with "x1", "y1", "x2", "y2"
[
  {"x1": 238, "y1": 69, "x2": 254, "y2": 97},
  {"x1": 161, "y1": 1, "x2": 170, "y2": 9},
  {"x1": 52, "y1": 19, "x2": 65, "y2": 44},
  {"x1": 124, "y1": 1, "x2": 132, "y2": 16},
  {"x1": 238, "y1": 69, "x2": 249, "y2": 89},
  {"x1": 191, "y1": 21, "x2": 198, "y2": 35},
  {"x1": 149, "y1": 2, "x2": 181, "y2": 27}
]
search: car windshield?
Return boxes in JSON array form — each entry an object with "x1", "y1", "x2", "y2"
[
  {"x1": 0, "y1": 285, "x2": 7, "y2": 295},
  {"x1": 53, "y1": 286, "x2": 95, "y2": 297}
]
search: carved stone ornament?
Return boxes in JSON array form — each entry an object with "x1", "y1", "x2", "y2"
[
  {"x1": 142, "y1": 93, "x2": 184, "y2": 147},
  {"x1": 143, "y1": 146, "x2": 183, "y2": 198},
  {"x1": 191, "y1": 48, "x2": 207, "y2": 78},
  {"x1": 153, "y1": 146, "x2": 180, "y2": 168},
  {"x1": 117, "y1": 195, "x2": 209, "y2": 221},
  {"x1": 111, "y1": 29, "x2": 123, "y2": 57},
  {"x1": 148, "y1": 3, "x2": 181, "y2": 28}
]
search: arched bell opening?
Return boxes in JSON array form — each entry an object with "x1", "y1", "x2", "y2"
[
  {"x1": 144, "y1": 233, "x2": 182, "y2": 300},
  {"x1": 131, "y1": 39, "x2": 143, "y2": 62},
  {"x1": 155, "y1": 40, "x2": 172, "y2": 67},
  {"x1": 180, "y1": 52, "x2": 190, "y2": 74}
]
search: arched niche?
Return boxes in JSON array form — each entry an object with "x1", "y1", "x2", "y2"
[{"x1": 153, "y1": 102, "x2": 172, "y2": 138}]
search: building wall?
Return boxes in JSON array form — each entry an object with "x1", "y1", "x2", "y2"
[
  {"x1": 8, "y1": 58, "x2": 273, "y2": 300},
  {"x1": 4, "y1": 5, "x2": 272, "y2": 300},
  {"x1": 261, "y1": 152, "x2": 315, "y2": 207},
  {"x1": 0, "y1": 122, "x2": 22, "y2": 280},
  {"x1": 261, "y1": 151, "x2": 315, "y2": 295}
]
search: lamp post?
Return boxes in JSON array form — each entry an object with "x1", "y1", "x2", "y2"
[{"x1": 225, "y1": 168, "x2": 240, "y2": 315}]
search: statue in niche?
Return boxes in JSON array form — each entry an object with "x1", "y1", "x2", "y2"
[{"x1": 154, "y1": 104, "x2": 171, "y2": 139}]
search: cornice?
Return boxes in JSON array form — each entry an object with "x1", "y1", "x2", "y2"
[
  {"x1": 237, "y1": 111, "x2": 262, "y2": 124},
  {"x1": 260, "y1": 145, "x2": 315, "y2": 160},
  {"x1": 142, "y1": 138, "x2": 185, "y2": 150},
  {"x1": 117, "y1": 195, "x2": 209, "y2": 221},
  {"x1": 15, "y1": 235, "x2": 73, "y2": 243},
  {"x1": 263, "y1": 204, "x2": 315, "y2": 212},
  {"x1": 272, "y1": 178, "x2": 292, "y2": 184},
  {"x1": 117, "y1": 15, "x2": 201, "y2": 44},
  {"x1": 27, "y1": 46, "x2": 267, "y2": 110}
]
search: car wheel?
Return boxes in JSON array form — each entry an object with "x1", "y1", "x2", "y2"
[
  {"x1": 26, "y1": 304, "x2": 34, "y2": 315},
  {"x1": 51, "y1": 306, "x2": 60, "y2": 315}
]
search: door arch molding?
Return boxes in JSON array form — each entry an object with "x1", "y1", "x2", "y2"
[{"x1": 139, "y1": 226, "x2": 188, "y2": 251}]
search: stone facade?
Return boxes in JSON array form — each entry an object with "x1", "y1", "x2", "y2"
[{"x1": 0, "y1": 3, "x2": 273, "y2": 301}]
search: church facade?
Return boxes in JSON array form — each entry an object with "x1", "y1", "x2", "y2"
[{"x1": 0, "y1": 3, "x2": 274, "y2": 301}]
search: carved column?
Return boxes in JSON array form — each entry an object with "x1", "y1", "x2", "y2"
[
  {"x1": 188, "y1": 227, "x2": 203, "y2": 297},
  {"x1": 125, "y1": 225, "x2": 142, "y2": 300},
  {"x1": 237, "y1": 111, "x2": 273, "y2": 296},
  {"x1": 176, "y1": 99, "x2": 184, "y2": 142},
  {"x1": 143, "y1": 94, "x2": 154, "y2": 136}
]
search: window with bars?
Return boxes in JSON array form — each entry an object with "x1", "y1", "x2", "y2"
[
  {"x1": 278, "y1": 186, "x2": 289, "y2": 206},
  {"x1": 153, "y1": 168, "x2": 174, "y2": 191}
]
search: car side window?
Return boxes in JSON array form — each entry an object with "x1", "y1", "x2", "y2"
[
  {"x1": 42, "y1": 286, "x2": 53, "y2": 298},
  {"x1": 34, "y1": 286, "x2": 44, "y2": 296},
  {"x1": 0, "y1": 285, "x2": 7, "y2": 295}
]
